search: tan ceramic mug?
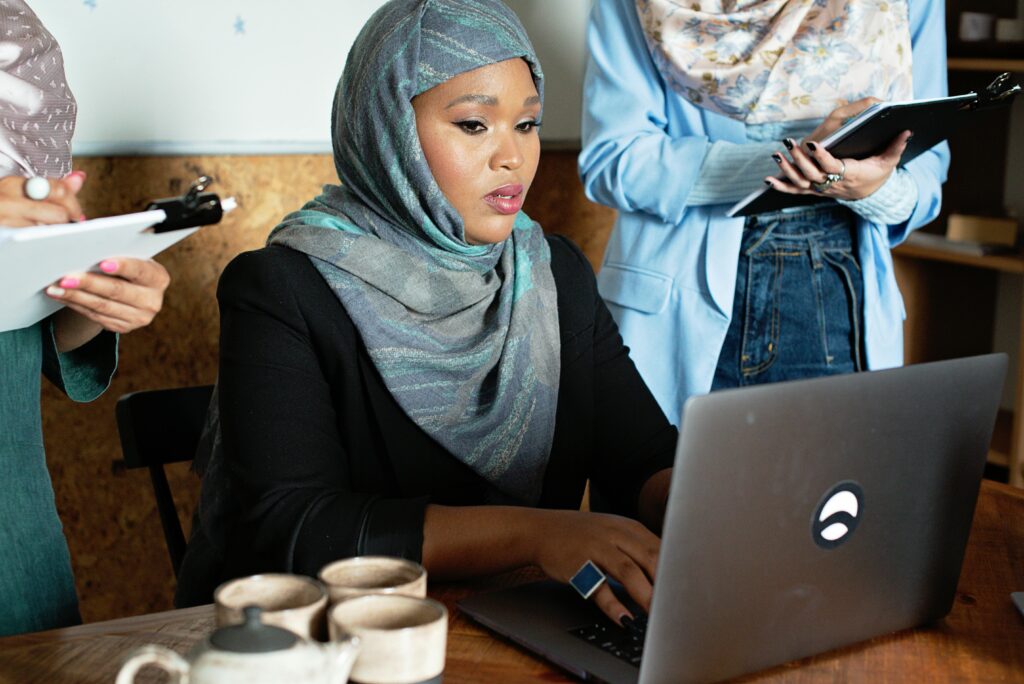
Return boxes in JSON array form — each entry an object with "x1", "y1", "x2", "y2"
[
  {"x1": 329, "y1": 594, "x2": 447, "y2": 684},
  {"x1": 214, "y1": 573, "x2": 328, "y2": 641},
  {"x1": 318, "y1": 556, "x2": 427, "y2": 604}
]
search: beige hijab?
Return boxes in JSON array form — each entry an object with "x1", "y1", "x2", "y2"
[
  {"x1": 635, "y1": 0, "x2": 913, "y2": 124},
  {"x1": 0, "y1": 0, "x2": 75, "y2": 177}
]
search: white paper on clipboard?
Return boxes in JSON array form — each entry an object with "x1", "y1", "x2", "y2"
[{"x1": 0, "y1": 198, "x2": 234, "y2": 333}]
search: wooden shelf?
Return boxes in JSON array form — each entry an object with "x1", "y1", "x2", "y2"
[
  {"x1": 948, "y1": 57, "x2": 1024, "y2": 73},
  {"x1": 893, "y1": 242, "x2": 1024, "y2": 273}
]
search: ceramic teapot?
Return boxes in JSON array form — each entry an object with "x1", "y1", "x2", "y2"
[{"x1": 115, "y1": 605, "x2": 359, "y2": 684}]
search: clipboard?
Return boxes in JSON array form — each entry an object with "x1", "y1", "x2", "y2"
[
  {"x1": 727, "y1": 73, "x2": 1022, "y2": 218},
  {"x1": 0, "y1": 176, "x2": 235, "y2": 333}
]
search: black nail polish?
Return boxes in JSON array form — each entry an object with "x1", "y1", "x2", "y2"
[
  {"x1": 783, "y1": 138, "x2": 794, "y2": 150},
  {"x1": 620, "y1": 615, "x2": 634, "y2": 628},
  {"x1": 806, "y1": 141, "x2": 817, "y2": 152},
  {"x1": 772, "y1": 153, "x2": 783, "y2": 163},
  {"x1": 764, "y1": 179, "x2": 772, "y2": 186}
]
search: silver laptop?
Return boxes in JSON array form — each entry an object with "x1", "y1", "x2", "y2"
[{"x1": 459, "y1": 354, "x2": 1006, "y2": 683}]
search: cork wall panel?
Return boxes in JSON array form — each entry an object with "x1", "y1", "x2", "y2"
[
  {"x1": 38, "y1": 149, "x2": 617, "y2": 623},
  {"x1": 40, "y1": 154, "x2": 338, "y2": 623}
]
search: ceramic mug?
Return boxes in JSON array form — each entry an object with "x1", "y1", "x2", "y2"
[
  {"x1": 328, "y1": 594, "x2": 447, "y2": 684},
  {"x1": 214, "y1": 573, "x2": 328, "y2": 641},
  {"x1": 318, "y1": 556, "x2": 427, "y2": 604},
  {"x1": 959, "y1": 11, "x2": 996, "y2": 41}
]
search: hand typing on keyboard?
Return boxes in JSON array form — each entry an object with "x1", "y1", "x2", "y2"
[{"x1": 528, "y1": 509, "x2": 660, "y2": 626}]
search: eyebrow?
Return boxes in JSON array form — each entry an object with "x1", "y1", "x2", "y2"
[
  {"x1": 445, "y1": 94, "x2": 497, "y2": 108},
  {"x1": 444, "y1": 94, "x2": 542, "y2": 108}
]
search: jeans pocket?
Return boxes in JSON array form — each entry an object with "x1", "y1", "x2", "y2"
[
  {"x1": 739, "y1": 250, "x2": 786, "y2": 374},
  {"x1": 821, "y1": 249, "x2": 864, "y2": 371}
]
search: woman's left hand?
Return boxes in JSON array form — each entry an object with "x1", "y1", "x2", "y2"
[
  {"x1": 766, "y1": 129, "x2": 912, "y2": 201},
  {"x1": 47, "y1": 257, "x2": 171, "y2": 334}
]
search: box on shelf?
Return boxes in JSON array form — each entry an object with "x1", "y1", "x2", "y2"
[{"x1": 946, "y1": 214, "x2": 1019, "y2": 247}]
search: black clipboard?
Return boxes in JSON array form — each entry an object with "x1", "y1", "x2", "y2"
[
  {"x1": 727, "y1": 73, "x2": 1022, "y2": 218},
  {"x1": 146, "y1": 175, "x2": 227, "y2": 232}
]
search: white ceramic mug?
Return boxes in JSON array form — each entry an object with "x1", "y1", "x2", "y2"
[
  {"x1": 328, "y1": 594, "x2": 447, "y2": 684},
  {"x1": 214, "y1": 573, "x2": 328, "y2": 641},
  {"x1": 318, "y1": 556, "x2": 427, "y2": 604}
]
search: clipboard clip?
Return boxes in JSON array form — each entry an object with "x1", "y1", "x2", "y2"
[
  {"x1": 147, "y1": 175, "x2": 225, "y2": 233},
  {"x1": 973, "y1": 72, "x2": 1022, "y2": 109}
]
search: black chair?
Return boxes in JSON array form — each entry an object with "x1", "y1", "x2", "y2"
[{"x1": 115, "y1": 385, "x2": 214, "y2": 577}]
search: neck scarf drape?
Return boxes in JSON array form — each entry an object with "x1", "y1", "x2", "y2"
[
  {"x1": 635, "y1": 0, "x2": 913, "y2": 124},
  {"x1": 0, "y1": 1, "x2": 75, "y2": 177},
  {"x1": 269, "y1": 0, "x2": 560, "y2": 505}
]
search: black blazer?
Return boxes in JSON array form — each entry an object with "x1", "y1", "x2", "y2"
[{"x1": 176, "y1": 235, "x2": 676, "y2": 606}]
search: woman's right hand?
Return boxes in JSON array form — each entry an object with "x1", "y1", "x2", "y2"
[
  {"x1": 0, "y1": 172, "x2": 85, "y2": 227},
  {"x1": 529, "y1": 509, "x2": 660, "y2": 626}
]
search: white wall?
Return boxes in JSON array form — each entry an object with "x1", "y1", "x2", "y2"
[{"x1": 29, "y1": 0, "x2": 590, "y2": 155}]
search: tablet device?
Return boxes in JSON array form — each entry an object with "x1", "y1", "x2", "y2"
[{"x1": 727, "y1": 84, "x2": 1017, "y2": 217}]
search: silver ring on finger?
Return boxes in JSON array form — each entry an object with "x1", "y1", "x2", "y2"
[
  {"x1": 811, "y1": 176, "x2": 834, "y2": 193},
  {"x1": 569, "y1": 560, "x2": 607, "y2": 600},
  {"x1": 811, "y1": 166, "x2": 845, "y2": 193},
  {"x1": 834, "y1": 159, "x2": 847, "y2": 182}
]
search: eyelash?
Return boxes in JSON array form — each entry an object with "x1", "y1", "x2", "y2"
[{"x1": 454, "y1": 119, "x2": 542, "y2": 135}]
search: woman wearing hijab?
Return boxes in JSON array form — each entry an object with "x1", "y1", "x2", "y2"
[
  {"x1": 176, "y1": 0, "x2": 675, "y2": 626},
  {"x1": 579, "y1": 0, "x2": 949, "y2": 424},
  {"x1": 0, "y1": 2, "x2": 171, "y2": 636}
]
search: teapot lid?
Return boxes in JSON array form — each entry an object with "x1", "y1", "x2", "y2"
[{"x1": 210, "y1": 605, "x2": 299, "y2": 653}]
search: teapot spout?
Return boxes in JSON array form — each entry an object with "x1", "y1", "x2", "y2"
[{"x1": 326, "y1": 637, "x2": 360, "y2": 684}]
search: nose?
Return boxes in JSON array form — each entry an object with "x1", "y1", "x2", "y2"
[{"x1": 489, "y1": 128, "x2": 524, "y2": 172}]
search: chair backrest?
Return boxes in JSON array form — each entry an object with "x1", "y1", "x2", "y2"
[{"x1": 115, "y1": 385, "x2": 214, "y2": 577}]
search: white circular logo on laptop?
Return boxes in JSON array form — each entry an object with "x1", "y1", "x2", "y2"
[{"x1": 811, "y1": 481, "x2": 864, "y2": 549}]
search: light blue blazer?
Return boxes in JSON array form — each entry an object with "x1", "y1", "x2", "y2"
[{"x1": 579, "y1": 0, "x2": 951, "y2": 425}]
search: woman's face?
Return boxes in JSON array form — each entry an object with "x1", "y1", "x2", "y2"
[{"x1": 413, "y1": 58, "x2": 541, "y2": 245}]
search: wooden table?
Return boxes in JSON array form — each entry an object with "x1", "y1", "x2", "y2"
[{"x1": 2, "y1": 480, "x2": 1023, "y2": 683}]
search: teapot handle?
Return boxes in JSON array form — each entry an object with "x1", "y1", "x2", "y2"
[
  {"x1": 328, "y1": 637, "x2": 361, "y2": 684},
  {"x1": 116, "y1": 645, "x2": 189, "y2": 684}
]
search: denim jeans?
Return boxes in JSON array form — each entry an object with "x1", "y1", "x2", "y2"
[{"x1": 712, "y1": 205, "x2": 864, "y2": 389}]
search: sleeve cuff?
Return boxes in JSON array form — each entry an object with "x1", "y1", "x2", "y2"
[
  {"x1": 41, "y1": 317, "x2": 118, "y2": 402},
  {"x1": 688, "y1": 140, "x2": 782, "y2": 206},
  {"x1": 838, "y1": 168, "x2": 917, "y2": 226},
  {"x1": 357, "y1": 495, "x2": 431, "y2": 563}
]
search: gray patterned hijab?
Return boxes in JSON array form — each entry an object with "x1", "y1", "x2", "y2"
[
  {"x1": 269, "y1": 0, "x2": 560, "y2": 505},
  {"x1": 0, "y1": 0, "x2": 75, "y2": 178}
]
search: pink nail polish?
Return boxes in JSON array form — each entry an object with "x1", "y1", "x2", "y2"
[
  {"x1": 59, "y1": 277, "x2": 79, "y2": 288},
  {"x1": 79, "y1": 214, "x2": 87, "y2": 222},
  {"x1": 100, "y1": 260, "x2": 118, "y2": 274},
  {"x1": 69, "y1": 170, "x2": 86, "y2": 181}
]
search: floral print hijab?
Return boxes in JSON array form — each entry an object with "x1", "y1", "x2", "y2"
[{"x1": 635, "y1": 0, "x2": 913, "y2": 124}]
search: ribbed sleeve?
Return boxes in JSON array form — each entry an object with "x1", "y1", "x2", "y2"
[
  {"x1": 838, "y1": 169, "x2": 918, "y2": 226},
  {"x1": 687, "y1": 140, "x2": 782, "y2": 205}
]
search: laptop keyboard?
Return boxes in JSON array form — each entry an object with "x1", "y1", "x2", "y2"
[{"x1": 568, "y1": 613, "x2": 648, "y2": 667}]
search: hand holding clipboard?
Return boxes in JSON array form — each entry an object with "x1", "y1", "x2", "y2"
[
  {"x1": 728, "y1": 73, "x2": 1022, "y2": 218},
  {"x1": 0, "y1": 176, "x2": 234, "y2": 333}
]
